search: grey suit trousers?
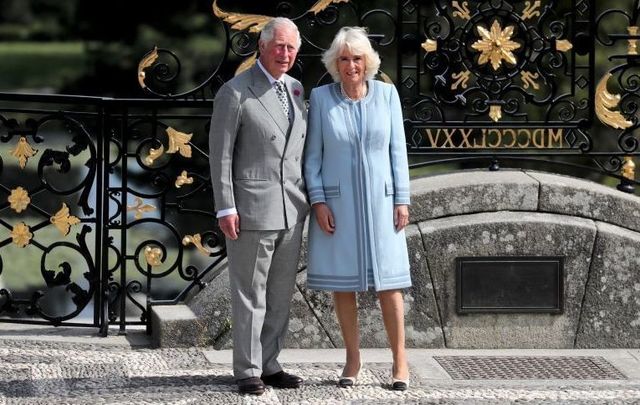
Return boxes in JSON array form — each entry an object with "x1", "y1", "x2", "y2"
[{"x1": 226, "y1": 221, "x2": 304, "y2": 379}]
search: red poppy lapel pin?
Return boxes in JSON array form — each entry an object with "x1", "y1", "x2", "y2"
[{"x1": 293, "y1": 88, "x2": 301, "y2": 97}]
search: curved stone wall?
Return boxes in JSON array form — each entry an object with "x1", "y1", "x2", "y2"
[{"x1": 159, "y1": 170, "x2": 640, "y2": 348}]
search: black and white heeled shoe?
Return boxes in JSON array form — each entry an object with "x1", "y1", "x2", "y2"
[
  {"x1": 338, "y1": 362, "x2": 362, "y2": 388},
  {"x1": 391, "y1": 366, "x2": 409, "y2": 391}
]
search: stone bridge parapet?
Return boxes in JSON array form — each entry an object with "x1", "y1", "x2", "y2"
[{"x1": 152, "y1": 170, "x2": 640, "y2": 349}]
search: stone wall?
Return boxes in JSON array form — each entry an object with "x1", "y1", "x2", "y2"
[{"x1": 155, "y1": 170, "x2": 640, "y2": 348}]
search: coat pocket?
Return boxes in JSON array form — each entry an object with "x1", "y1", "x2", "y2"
[
  {"x1": 323, "y1": 183, "x2": 340, "y2": 198},
  {"x1": 385, "y1": 181, "x2": 394, "y2": 196}
]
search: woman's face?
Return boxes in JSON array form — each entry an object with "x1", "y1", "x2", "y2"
[{"x1": 337, "y1": 48, "x2": 366, "y2": 85}]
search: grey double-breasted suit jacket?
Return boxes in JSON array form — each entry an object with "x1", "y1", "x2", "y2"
[{"x1": 209, "y1": 65, "x2": 309, "y2": 230}]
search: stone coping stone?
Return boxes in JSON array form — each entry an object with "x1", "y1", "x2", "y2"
[
  {"x1": 151, "y1": 304, "x2": 205, "y2": 348},
  {"x1": 410, "y1": 170, "x2": 539, "y2": 222},
  {"x1": 526, "y1": 171, "x2": 640, "y2": 233}
]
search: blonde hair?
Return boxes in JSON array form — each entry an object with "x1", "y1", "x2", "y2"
[{"x1": 322, "y1": 26, "x2": 381, "y2": 82}]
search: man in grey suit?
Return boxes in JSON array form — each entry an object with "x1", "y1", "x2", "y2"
[{"x1": 208, "y1": 17, "x2": 309, "y2": 395}]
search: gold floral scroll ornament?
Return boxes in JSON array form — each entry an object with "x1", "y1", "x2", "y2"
[
  {"x1": 451, "y1": 70, "x2": 471, "y2": 90},
  {"x1": 628, "y1": 26, "x2": 639, "y2": 55},
  {"x1": 521, "y1": 1, "x2": 541, "y2": 21},
  {"x1": 144, "y1": 144, "x2": 164, "y2": 166},
  {"x1": 489, "y1": 105, "x2": 502, "y2": 122},
  {"x1": 212, "y1": 0, "x2": 272, "y2": 33},
  {"x1": 452, "y1": 1, "x2": 471, "y2": 20},
  {"x1": 521, "y1": 71, "x2": 540, "y2": 90},
  {"x1": 183, "y1": 234, "x2": 213, "y2": 257},
  {"x1": 11, "y1": 137, "x2": 38, "y2": 169},
  {"x1": 175, "y1": 170, "x2": 194, "y2": 188},
  {"x1": 421, "y1": 39, "x2": 437, "y2": 53},
  {"x1": 166, "y1": 127, "x2": 193, "y2": 157},
  {"x1": 8, "y1": 187, "x2": 30, "y2": 213},
  {"x1": 144, "y1": 246, "x2": 164, "y2": 267},
  {"x1": 137, "y1": 46, "x2": 158, "y2": 89},
  {"x1": 309, "y1": 0, "x2": 350, "y2": 14},
  {"x1": 11, "y1": 222, "x2": 32, "y2": 248},
  {"x1": 622, "y1": 156, "x2": 636, "y2": 180},
  {"x1": 472, "y1": 20, "x2": 521, "y2": 71},
  {"x1": 235, "y1": 52, "x2": 257, "y2": 76},
  {"x1": 127, "y1": 197, "x2": 156, "y2": 220},
  {"x1": 595, "y1": 73, "x2": 633, "y2": 130},
  {"x1": 50, "y1": 203, "x2": 81, "y2": 236}
]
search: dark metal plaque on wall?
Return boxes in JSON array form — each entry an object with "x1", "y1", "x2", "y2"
[{"x1": 456, "y1": 257, "x2": 564, "y2": 314}]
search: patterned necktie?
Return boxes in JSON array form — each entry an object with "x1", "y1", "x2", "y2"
[{"x1": 274, "y1": 81, "x2": 290, "y2": 119}]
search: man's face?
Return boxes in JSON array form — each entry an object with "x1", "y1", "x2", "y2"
[{"x1": 259, "y1": 26, "x2": 299, "y2": 79}]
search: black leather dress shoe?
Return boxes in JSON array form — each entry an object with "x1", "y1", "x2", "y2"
[
  {"x1": 261, "y1": 371, "x2": 303, "y2": 389},
  {"x1": 237, "y1": 377, "x2": 265, "y2": 395}
]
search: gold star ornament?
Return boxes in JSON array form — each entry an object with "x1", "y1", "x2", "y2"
[{"x1": 472, "y1": 20, "x2": 521, "y2": 70}]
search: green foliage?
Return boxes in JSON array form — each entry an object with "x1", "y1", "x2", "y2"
[{"x1": 0, "y1": 41, "x2": 86, "y2": 91}]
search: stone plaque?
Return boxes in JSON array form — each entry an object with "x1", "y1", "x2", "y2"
[{"x1": 456, "y1": 256, "x2": 564, "y2": 314}]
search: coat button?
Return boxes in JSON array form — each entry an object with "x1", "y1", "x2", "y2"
[
  {"x1": 295, "y1": 156, "x2": 300, "y2": 161},
  {"x1": 271, "y1": 135, "x2": 276, "y2": 141},
  {"x1": 301, "y1": 134, "x2": 305, "y2": 138}
]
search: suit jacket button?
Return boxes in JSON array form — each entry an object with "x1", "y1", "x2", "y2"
[
  {"x1": 271, "y1": 135, "x2": 276, "y2": 141},
  {"x1": 295, "y1": 156, "x2": 300, "y2": 161}
]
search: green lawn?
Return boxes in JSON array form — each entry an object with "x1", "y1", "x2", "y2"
[{"x1": 0, "y1": 41, "x2": 86, "y2": 91}]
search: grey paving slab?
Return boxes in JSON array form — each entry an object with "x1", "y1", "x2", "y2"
[{"x1": 0, "y1": 329, "x2": 640, "y2": 404}]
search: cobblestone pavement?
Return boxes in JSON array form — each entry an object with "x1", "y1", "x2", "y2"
[{"x1": 1, "y1": 338, "x2": 640, "y2": 404}]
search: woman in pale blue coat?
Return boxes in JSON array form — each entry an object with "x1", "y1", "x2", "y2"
[{"x1": 304, "y1": 27, "x2": 411, "y2": 390}]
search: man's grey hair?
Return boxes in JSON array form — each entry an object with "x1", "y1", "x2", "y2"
[{"x1": 260, "y1": 17, "x2": 302, "y2": 50}]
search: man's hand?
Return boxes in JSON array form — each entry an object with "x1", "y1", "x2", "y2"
[
  {"x1": 218, "y1": 214, "x2": 240, "y2": 240},
  {"x1": 394, "y1": 205, "x2": 409, "y2": 232},
  {"x1": 313, "y1": 203, "x2": 335, "y2": 235}
]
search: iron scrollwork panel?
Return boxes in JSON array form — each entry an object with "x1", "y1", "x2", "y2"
[
  {"x1": 0, "y1": 107, "x2": 101, "y2": 326},
  {"x1": 400, "y1": 0, "x2": 594, "y2": 153},
  {"x1": 104, "y1": 106, "x2": 226, "y2": 330}
]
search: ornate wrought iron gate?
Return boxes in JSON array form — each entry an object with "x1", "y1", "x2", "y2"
[{"x1": 0, "y1": 0, "x2": 638, "y2": 334}]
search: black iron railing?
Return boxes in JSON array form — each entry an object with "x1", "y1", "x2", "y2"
[{"x1": 0, "y1": 0, "x2": 638, "y2": 333}]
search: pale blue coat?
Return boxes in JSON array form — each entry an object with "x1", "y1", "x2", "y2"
[{"x1": 304, "y1": 80, "x2": 411, "y2": 291}]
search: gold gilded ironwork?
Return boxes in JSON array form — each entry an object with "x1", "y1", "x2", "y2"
[
  {"x1": 521, "y1": 1, "x2": 541, "y2": 20},
  {"x1": 11, "y1": 222, "x2": 32, "y2": 248},
  {"x1": 452, "y1": 1, "x2": 471, "y2": 20},
  {"x1": 11, "y1": 137, "x2": 38, "y2": 169},
  {"x1": 50, "y1": 203, "x2": 81, "y2": 236},
  {"x1": 183, "y1": 233, "x2": 213, "y2": 257},
  {"x1": 8, "y1": 187, "x2": 30, "y2": 213},
  {"x1": 622, "y1": 156, "x2": 636, "y2": 180},
  {"x1": 137, "y1": 46, "x2": 158, "y2": 89},
  {"x1": 175, "y1": 170, "x2": 194, "y2": 188},
  {"x1": 451, "y1": 70, "x2": 471, "y2": 90},
  {"x1": 555, "y1": 39, "x2": 573, "y2": 52},
  {"x1": 127, "y1": 197, "x2": 156, "y2": 220},
  {"x1": 166, "y1": 127, "x2": 193, "y2": 158},
  {"x1": 521, "y1": 70, "x2": 540, "y2": 90},
  {"x1": 628, "y1": 26, "x2": 639, "y2": 55},
  {"x1": 212, "y1": 0, "x2": 272, "y2": 33},
  {"x1": 595, "y1": 73, "x2": 633, "y2": 130},
  {"x1": 423, "y1": 128, "x2": 563, "y2": 148},
  {"x1": 235, "y1": 52, "x2": 257, "y2": 76},
  {"x1": 144, "y1": 144, "x2": 164, "y2": 166},
  {"x1": 421, "y1": 39, "x2": 437, "y2": 53},
  {"x1": 472, "y1": 20, "x2": 521, "y2": 70},
  {"x1": 144, "y1": 246, "x2": 164, "y2": 267},
  {"x1": 489, "y1": 105, "x2": 502, "y2": 122},
  {"x1": 309, "y1": 0, "x2": 349, "y2": 14}
]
